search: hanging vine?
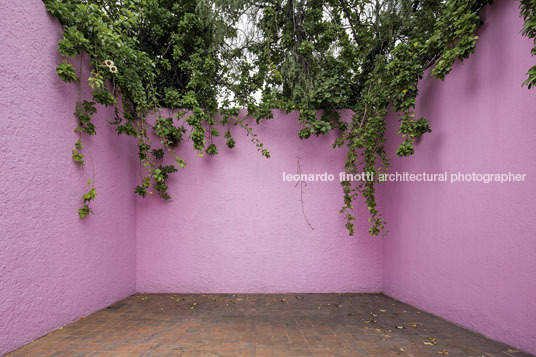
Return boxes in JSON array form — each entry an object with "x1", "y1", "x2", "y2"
[{"x1": 43, "y1": 0, "x2": 536, "y2": 236}]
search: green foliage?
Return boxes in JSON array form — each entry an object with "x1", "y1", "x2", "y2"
[
  {"x1": 88, "y1": 70, "x2": 104, "y2": 89},
  {"x1": 58, "y1": 26, "x2": 89, "y2": 57},
  {"x1": 72, "y1": 139, "x2": 85, "y2": 167},
  {"x1": 152, "y1": 165, "x2": 178, "y2": 199},
  {"x1": 224, "y1": 130, "x2": 236, "y2": 149},
  {"x1": 206, "y1": 144, "x2": 218, "y2": 156},
  {"x1": 154, "y1": 116, "x2": 186, "y2": 147},
  {"x1": 151, "y1": 148, "x2": 165, "y2": 160},
  {"x1": 74, "y1": 100, "x2": 97, "y2": 135},
  {"x1": 92, "y1": 89, "x2": 116, "y2": 106},
  {"x1": 83, "y1": 186, "x2": 97, "y2": 203},
  {"x1": 72, "y1": 148, "x2": 85, "y2": 167},
  {"x1": 44, "y1": 0, "x2": 536, "y2": 235},
  {"x1": 79, "y1": 180, "x2": 96, "y2": 218},
  {"x1": 78, "y1": 205, "x2": 91, "y2": 218},
  {"x1": 135, "y1": 185, "x2": 148, "y2": 197},
  {"x1": 520, "y1": 0, "x2": 536, "y2": 88},
  {"x1": 56, "y1": 61, "x2": 79, "y2": 82}
]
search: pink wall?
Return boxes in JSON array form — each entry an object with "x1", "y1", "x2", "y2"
[
  {"x1": 136, "y1": 110, "x2": 383, "y2": 293},
  {"x1": 2, "y1": 0, "x2": 536, "y2": 355},
  {"x1": 381, "y1": 1, "x2": 536, "y2": 354},
  {"x1": 0, "y1": 1, "x2": 137, "y2": 354}
]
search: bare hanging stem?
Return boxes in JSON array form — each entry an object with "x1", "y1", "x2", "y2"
[{"x1": 295, "y1": 156, "x2": 314, "y2": 231}]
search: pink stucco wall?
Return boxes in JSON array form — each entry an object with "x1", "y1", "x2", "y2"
[
  {"x1": 136, "y1": 109, "x2": 383, "y2": 293},
  {"x1": 0, "y1": 1, "x2": 137, "y2": 354},
  {"x1": 2, "y1": 0, "x2": 536, "y2": 355},
  {"x1": 381, "y1": 1, "x2": 536, "y2": 354}
]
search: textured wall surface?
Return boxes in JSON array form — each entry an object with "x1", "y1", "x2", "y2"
[
  {"x1": 2, "y1": 0, "x2": 536, "y2": 355},
  {"x1": 381, "y1": 1, "x2": 536, "y2": 354},
  {"x1": 136, "y1": 110, "x2": 383, "y2": 293},
  {"x1": 0, "y1": 1, "x2": 137, "y2": 354}
]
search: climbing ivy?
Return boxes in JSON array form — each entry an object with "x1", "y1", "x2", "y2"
[{"x1": 43, "y1": 0, "x2": 535, "y2": 236}]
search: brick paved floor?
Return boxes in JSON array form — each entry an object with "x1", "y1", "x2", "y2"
[{"x1": 6, "y1": 294, "x2": 531, "y2": 356}]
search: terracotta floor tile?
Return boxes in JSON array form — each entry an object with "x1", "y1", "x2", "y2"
[{"x1": 5, "y1": 294, "x2": 531, "y2": 356}]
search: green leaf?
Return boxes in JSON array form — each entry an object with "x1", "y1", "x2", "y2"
[{"x1": 56, "y1": 61, "x2": 79, "y2": 83}]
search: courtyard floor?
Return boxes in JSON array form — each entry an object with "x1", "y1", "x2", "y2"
[{"x1": 6, "y1": 294, "x2": 530, "y2": 356}]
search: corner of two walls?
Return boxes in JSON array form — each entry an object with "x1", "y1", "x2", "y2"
[
  {"x1": 0, "y1": 1, "x2": 137, "y2": 354},
  {"x1": 380, "y1": 1, "x2": 536, "y2": 354}
]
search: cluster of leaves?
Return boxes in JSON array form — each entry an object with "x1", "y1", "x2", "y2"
[
  {"x1": 520, "y1": 0, "x2": 536, "y2": 88},
  {"x1": 44, "y1": 0, "x2": 535, "y2": 235},
  {"x1": 79, "y1": 179, "x2": 97, "y2": 218}
]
